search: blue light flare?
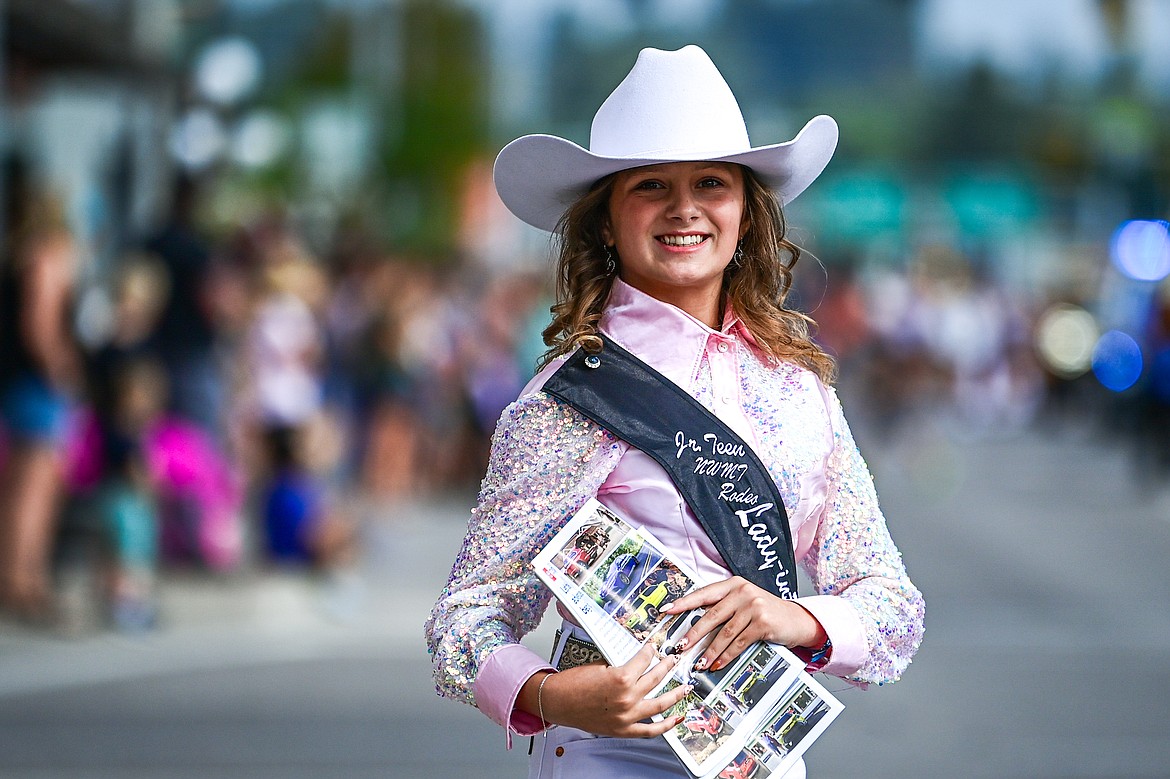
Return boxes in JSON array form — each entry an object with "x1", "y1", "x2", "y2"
[
  {"x1": 1091, "y1": 330, "x2": 1143, "y2": 392},
  {"x1": 1110, "y1": 220, "x2": 1170, "y2": 282}
]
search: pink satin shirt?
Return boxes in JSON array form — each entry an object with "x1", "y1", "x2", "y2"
[{"x1": 426, "y1": 279, "x2": 924, "y2": 747}]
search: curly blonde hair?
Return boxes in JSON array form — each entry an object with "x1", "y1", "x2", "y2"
[{"x1": 538, "y1": 166, "x2": 836, "y2": 384}]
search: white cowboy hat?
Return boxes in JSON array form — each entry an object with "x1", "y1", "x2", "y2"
[{"x1": 494, "y1": 45, "x2": 838, "y2": 233}]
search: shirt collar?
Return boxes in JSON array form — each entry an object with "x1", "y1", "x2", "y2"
[{"x1": 599, "y1": 278, "x2": 742, "y2": 391}]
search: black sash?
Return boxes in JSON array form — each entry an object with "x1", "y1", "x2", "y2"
[{"x1": 542, "y1": 335, "x2": 798, "y2": 599}]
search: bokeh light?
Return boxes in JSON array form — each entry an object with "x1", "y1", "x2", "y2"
[
  {"x1": 195, "y1": 37, "x2": 263, "y2": 106},
  {"x1": 169, "y1": 108, "x2": 227, "y2": 170},
  {"x1": 231, "y1": 110, "x2": 292, "y2": 169},
  {"x1": 1091, "y1": 329, "x2": 1144, "y2": 392},
  {"x1": 1110, "y1": 219, "x2": 1170, "y2": 282},
  {"x1": 1034, "y1": 303, "x2": 1098, "y2": 379}
]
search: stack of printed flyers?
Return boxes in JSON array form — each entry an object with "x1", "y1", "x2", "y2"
[{"x1": 533, "y1": 498, "x2": 843, "y2": 779}]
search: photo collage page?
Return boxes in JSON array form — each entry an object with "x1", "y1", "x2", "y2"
[{"x1": 532, "y1": 499, "x2": 843, "y2": 778}]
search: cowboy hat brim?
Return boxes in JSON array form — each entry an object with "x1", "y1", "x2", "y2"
[{"x1": 494, "y1": 114, "x2": 838, "y2": 233}]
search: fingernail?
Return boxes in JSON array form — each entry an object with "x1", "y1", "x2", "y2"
[
  {"x1": 676, "y1": 637, "x2": 690, "y2": 651},
  {"x1": 694, "y1": 657, "x2": 708, "y2": 671},
  {"x1": 661, "y1": 601, "x2": 673, "y2": 611}
]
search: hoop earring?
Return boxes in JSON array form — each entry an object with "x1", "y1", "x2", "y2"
[
  {"x1": 604, "y1": 245, "x2": 617, "y2": 275},
  {"x1": 731, "y1": 241, "x2": 744, "y2": 268}
]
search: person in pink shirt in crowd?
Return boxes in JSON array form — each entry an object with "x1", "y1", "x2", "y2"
[{"x1": 426, "y1": 46, "x2": 924, "y2": 778}]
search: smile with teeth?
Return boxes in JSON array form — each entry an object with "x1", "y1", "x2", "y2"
[{"x1": 658, "y1": 234, "x2": 707, "y2": 247}]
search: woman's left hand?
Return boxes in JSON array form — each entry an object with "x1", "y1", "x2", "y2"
[{"x1": 661, "y1": 576, "x2": 826, "y2": 672}]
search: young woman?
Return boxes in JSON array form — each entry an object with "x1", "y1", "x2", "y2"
[
  {"x1": 426, "y1": 46, "x2": 924, "y2": 777},
  {"x1": 0, "y1": 157, "x2": 80, "y2": 622}
]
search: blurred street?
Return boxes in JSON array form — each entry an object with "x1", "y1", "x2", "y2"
[{"x1": 2, "y1": 415, "x2": 1168, "y2": 779}]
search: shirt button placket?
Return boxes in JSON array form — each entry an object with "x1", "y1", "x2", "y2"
[{"x1": 710, "y1": 335, "x2": 737, "y2": 408}]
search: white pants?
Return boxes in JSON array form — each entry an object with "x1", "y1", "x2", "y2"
[
  {"x1": 529, "y1": 726, "x2": 684, "y2": 778},
  {"x1": 529, "y1": 727, "x2": 807, "y2": 779}
]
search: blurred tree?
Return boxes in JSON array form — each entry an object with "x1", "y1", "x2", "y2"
[
  {"x1": 1097, "y1": 0, "x2": 1129, "y2": 48},
  {"x1": 379, "y1": 0, "x2": 489, "y2": 257},
  {"x1": 926, "y1": 64, "x2": 1033, "y2": 164}
]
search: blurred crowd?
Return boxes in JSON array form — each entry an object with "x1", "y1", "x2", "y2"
[
  {"x1": 0, "y1": 163, "x2": 551, "y2": 634},
  {"x1": 812, "y1": 240, "x2": 1170, "y2": 490},
  {"x1": 2, "y1": 158, "x2": 1168, "y2": 637},
  {"x1": 819, "y1": 245, "x2": 1170, "y2": 457}
]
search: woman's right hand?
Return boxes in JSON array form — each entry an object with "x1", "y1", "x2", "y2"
[{"x1": 520, "y1": 642, "x2": 691, "y2": 738}]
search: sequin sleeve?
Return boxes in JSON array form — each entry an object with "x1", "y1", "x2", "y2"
[
  {"x1": 425, "y1": 391, "x2": 622, "y2": 709},
  {"x1": 805, "y1": 387, "x2": 925, "y2": 686}
]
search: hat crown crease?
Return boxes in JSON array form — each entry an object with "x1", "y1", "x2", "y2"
[{"x1": 589, "y1": 46, "x2": 751, "y2": 159}]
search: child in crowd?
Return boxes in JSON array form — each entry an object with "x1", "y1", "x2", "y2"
[
  {"x1": 90, "y1": 359, "x2": 167, "y2": 631},
  {"x1": 260, "y1": 424, "x2": 354, "y2": 570}
]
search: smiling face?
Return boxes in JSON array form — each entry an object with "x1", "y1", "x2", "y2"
[{"x1": 604, "y1": 161, "x2": 749, "y2": 326}]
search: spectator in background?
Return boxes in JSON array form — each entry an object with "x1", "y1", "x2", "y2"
[
  {"x1": 260, "y1": 424, "x2": 354, "y2": 570},
  {"x1": 144, "y1": 174, "x2": 223, "y2": 439},
  {"x1": 387, "y1": 266, "x2": 477, "y2": 491},
  {"x1": 354, "y1": 262, "x2": 427, "y2": 501},
  {"x1": 94, "y1": 359, "x2": 166, "y2": 631},
  {"x1": 812, "y1": 261, "x2": 870, "y2": 370},
  {"x1": 458, "y1": 272, "x2": 546, "y2": 471},
  {"x1": 81, "y1": 259, "x2": 170, "y2": 629},
  {"x1": 1136, "y1": 286, "x2": 1170, "y2": 485},
  {"x1": 245, "y1": 235, "x2": 328, "y2": 439},
  {"x1": 0, "y1": 155, "x2": 81, "y2": 622},
  {"x1": 238, "y1": 229, "x2": 353, "y2": 568},
  {"x1": 86, "y1": 257, "x2": 171, "y2": 450},
  {"x1": 66, "y1": 252, "x2": 243, "y2": 597}
]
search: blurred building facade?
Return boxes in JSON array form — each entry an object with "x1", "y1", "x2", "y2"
[{"x1": 1, "y1": 0, "x2": 179, "y2": 283}]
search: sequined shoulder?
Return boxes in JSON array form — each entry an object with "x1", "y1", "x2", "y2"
[{"x1": 425, "y1": 390, "x2": 623, "y2": 709}]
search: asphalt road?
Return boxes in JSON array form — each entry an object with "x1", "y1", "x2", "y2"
[{"x1": 1, "y1": 415, "x2": 1168, "y2": 778}]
